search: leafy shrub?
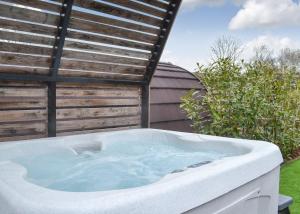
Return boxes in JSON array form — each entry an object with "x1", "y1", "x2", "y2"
[{"x1": 180, "y1": 58, "x2": 300, "y2": 159}]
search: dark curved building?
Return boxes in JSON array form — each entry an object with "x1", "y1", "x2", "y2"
[{"x1": 150, "y1": 62, "x2": 206, "y2": 132}]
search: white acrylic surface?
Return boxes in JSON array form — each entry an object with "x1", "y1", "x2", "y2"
[{"x1": 0, "y1": 129, "x2": 283, "y2": 214}]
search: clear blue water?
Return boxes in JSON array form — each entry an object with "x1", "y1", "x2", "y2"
[{"x1": 14, "y1": 139, "x2": 237, "y2": 192}]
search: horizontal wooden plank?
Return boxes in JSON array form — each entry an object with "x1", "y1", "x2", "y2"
[
  {"x1": 0, "y1": 81, "x2": 46, "y2": 87},
  {"x1": 0, "y1": 109, "x2": 47, "y2": 123},
  {"x1": 102, "y1": 0, "x2": 166, "y2": 18},
  {"x1": 139, "y1": 0, "x2": 169, "y2": 10},
  {"x1": 57, "y1": 106, "x2": 140, "y2": 120},
  {"x1": 0, "y1": 122, "x2": 46, "y2": 136},
  {"x1": 69, "y1": 18, "x2": 157, "y2": 44},
  {"x1": 0, "y1": 133, "x2": 47, "y2": 142},
  {"x1": 56, "y1": 82, "x2": 141, "y2": 90},
  {"x1": 64, "y1": 40, "x2": 150, "y2": 59},
  {"x1": 57, "y1": 125, "x2": 140, "y2": 136},
  {"x1": 57, "y1": 115, "x2": 141, "y2": 131},
  {"x1": 5, "y1": 0, "x2": 62, "y2": 13},
  {"x1": 60, "y1": 59, "x2": 145, "y2": 75},
  {"x1": 62, "y1": 50, "x2": 148, "y2": 66},
  {"x1": 71, "y1": 10, "x2": 159, "y2": 35},
  {"x1": 56, "y1": 98, "x2": 140, "y2": 107},
  {"x1": 0, "y1": 18, "x2": 57, "y2": 35},
  {"x1": 58, "y1": 69, "x2": 144, "y2": 81},
  {"x1": 57, "y1": 88, "x2": 140, "y2": 98},
  {"x1": 67, "y1": 31, "x2": 153, "y2": 51},
  {"x1": 0, "y1": 87, "x2": 46, "y2": 97},
  {"x1": 0, "y1": 30, "x2": 55, "y2": 46},
  {"x1": 0, "y1": 42, "x2": 52, "y2": 56},
  {"x1": 0, "y1": 52, "x2": 51, "y2": 67},
  {"x1": 74, "y1": 0, "x2": 162, "y2": 27},
  {"x1": 0, "y1": 3, "x2": 59, "y2": 26},
  {"x1": 0, "y1": 98, "x2": 47, "y2": 110},
  {"x1": 0, "y1": 65, "x2": 49, "y2": 75}
]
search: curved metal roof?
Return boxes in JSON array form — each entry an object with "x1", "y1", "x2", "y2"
[{"x1": 150, "y1": 62, "x2": 206, "y2": 132}]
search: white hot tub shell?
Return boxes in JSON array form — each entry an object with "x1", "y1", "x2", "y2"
[{"x1": 0, "y1": 129, "x2": 283, "y2": 214}]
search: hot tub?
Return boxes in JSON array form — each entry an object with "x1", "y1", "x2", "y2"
[{"x1": 0, "y1": 129, "x2": 282, "y2": 214}]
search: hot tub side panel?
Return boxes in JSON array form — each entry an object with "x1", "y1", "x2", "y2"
[{"x1": 184, "y1": 167, "x2": 280, "y2": 214}]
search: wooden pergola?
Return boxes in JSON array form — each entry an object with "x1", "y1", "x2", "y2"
[{"x1": 0, "y1": 0, "x2": 182, "y2": 141}]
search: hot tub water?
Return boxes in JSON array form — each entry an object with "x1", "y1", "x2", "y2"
[{"x1": 14, "y1": 138, "x2": 241, "y2": 192}]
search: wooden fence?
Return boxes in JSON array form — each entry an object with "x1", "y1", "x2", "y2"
[{"x1": 0, "y1": 0, "x2": 182, "y2": 141}]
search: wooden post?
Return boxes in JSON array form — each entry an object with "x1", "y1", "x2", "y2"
[
  {"x1": 47, "y1": 82, "x2": 56, "y2": 137},
  {"x1": 141, "y1": 84, "x2": 150, "y2": 128},
  {"x1": 141, "y1": 0, "x2": 182, "y2": 128},
  {"x1": 48, "y1": 0, "x2": 74, "y2": 137}
]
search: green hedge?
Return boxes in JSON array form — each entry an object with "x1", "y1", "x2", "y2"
[{"x1": 181, "y1": 59, "x2": 300, "y2": 159}]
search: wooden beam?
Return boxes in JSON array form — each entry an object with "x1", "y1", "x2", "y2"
[
  {"x1": 141, "y1": 0, "x2": 182, "y2": 128},
  {"x1": 0, "y1": 73, "x2": 146, "y2": 85},
  {"x1": 47, "y1": 82, "x2": 56, "y2": 137},
  {"x1": 144, "y1": 0, "x2": 182, "y2": 84},
  {"x1": 50, "y1": 0, "x2": 74, "y2": 78},
  {"x1": 141, "y1": 84, "x2": 150, "y2": 127},
  {"x1": 48, "y1": 0, "x2": 74, "y2": 137}
]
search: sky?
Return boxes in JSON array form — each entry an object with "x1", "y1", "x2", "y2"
[{"x1": 161, "y1": 0, "x2": 300, "y2": 72}]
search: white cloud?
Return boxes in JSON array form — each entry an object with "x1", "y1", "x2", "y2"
[
  {"x1": 229, "y1": 0, "x2": 300, "y2": 30},
  {"x1": 181, "y1": 0, "x2": 224, "y2": 9},
  {"x1": 162, "y1": 35, "x2": 300, "y2": 69},
  {"x1": 242, "y1": 35, "x2": 300, "y2": 59}
]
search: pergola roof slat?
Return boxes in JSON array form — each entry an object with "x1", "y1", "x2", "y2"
[
  {"x1": 0, "y1": 30, "x2": 55, "y2": 46},
  {"x1": 62, "y1": 50, "x2": 148, "y2": 66},
  {"x1": 102, "y1": 0, "x2": 166, "y2": 18},
  {"x1": 68, "y1": 18, "x2": 158, "y2": 44},
  {"x1": 64, "y1": 40, "x2": 151, "y2": 59},
  {"x1": 67, "y1": 31, "x2": 153, "y2": 51},
  {"x1": 60, "y1": 60, "x2": 146, "y2": 75},
  {"x1": 0, "y1": 41, "x2": 52, "y2": 56},
  {"x1": 0, "y1": 3, "x2": 60, "y2": 26},
  {"x1": 5, "y1": 0, "x2": 62, "y2": 13},
  {"x1": 73, "y1": 0, "x2": 162, "y2": 27},
  {"x1": 139, "y1": 0, "x2": 170, "y2": 10},
  {"x1": 0, "y1": 18, "x2": 57, "y2": 35},
  {"x1": 71, "y1": 10, "x2": 159, "y2": 35},
  {"x1": 0, "y1": 52, "x2": 51, "y2": 67}
]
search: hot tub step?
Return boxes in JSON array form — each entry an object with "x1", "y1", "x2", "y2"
[{"x1": 278, "y1": 194, "x2": 293, "y2": 214}]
